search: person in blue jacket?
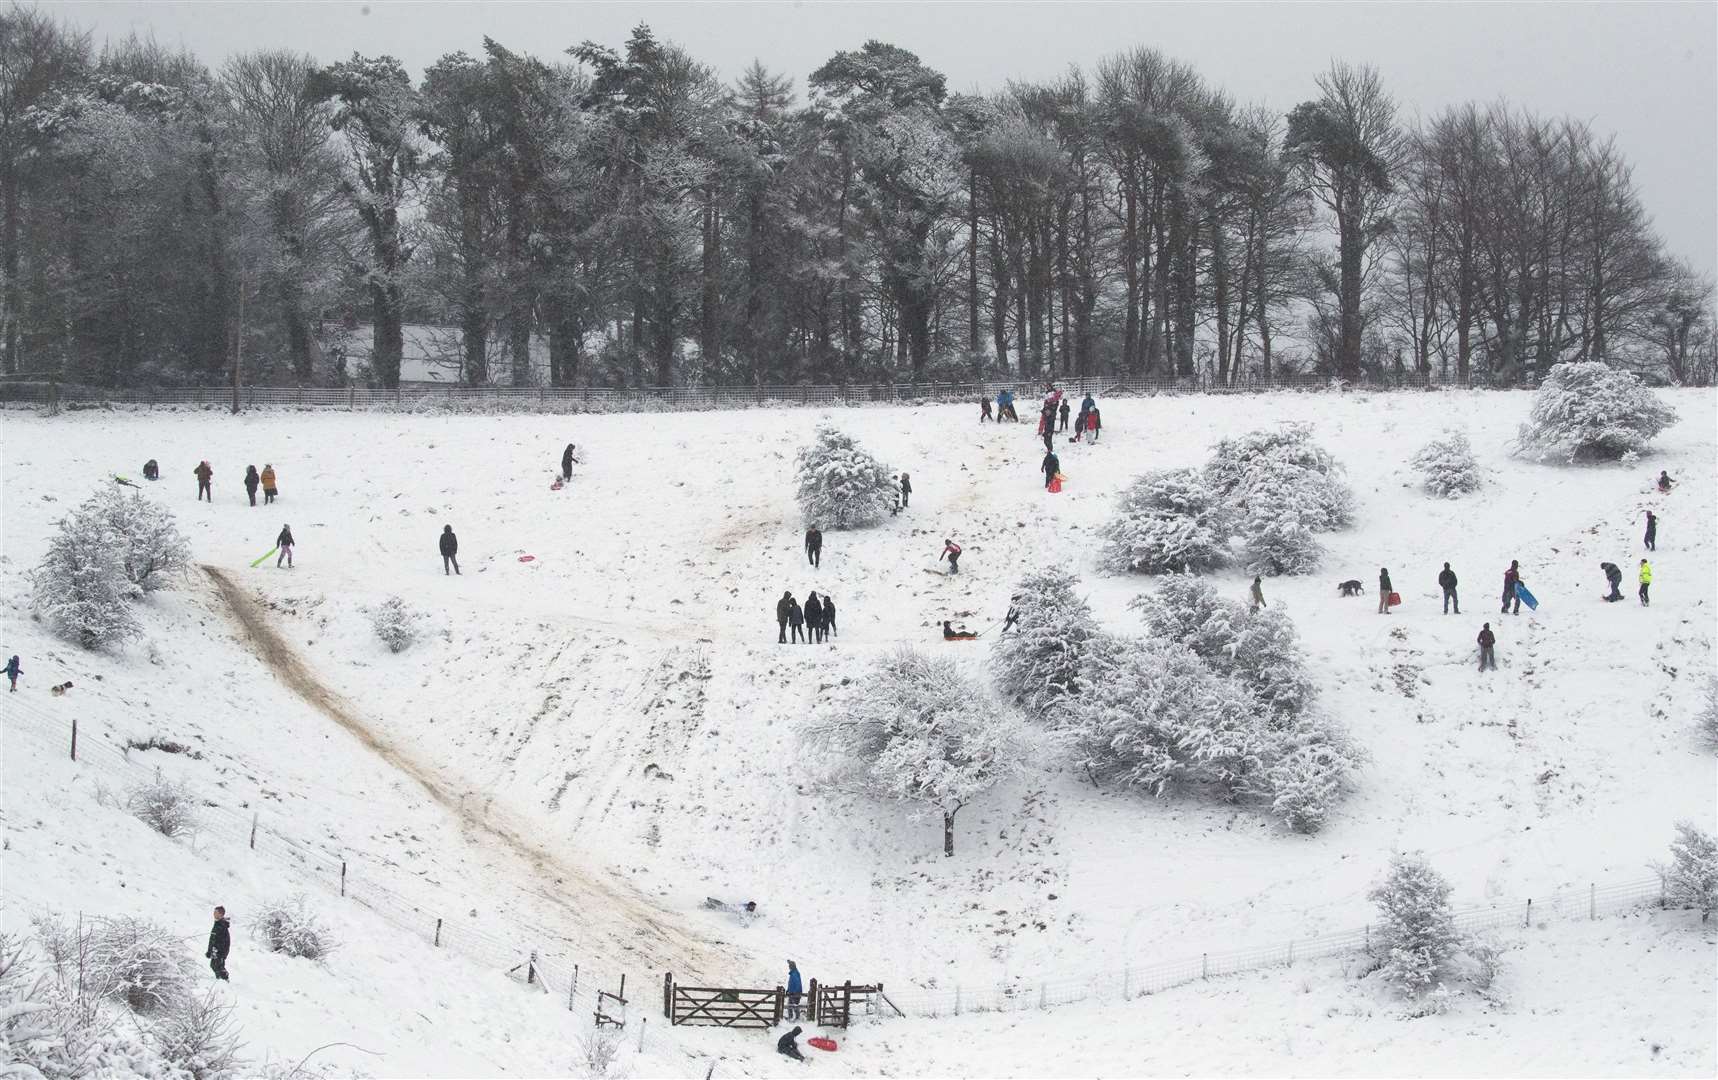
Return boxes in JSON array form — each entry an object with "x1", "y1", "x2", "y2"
[{"x1": 786, "y1": 960, "x2": 804, "y2": 1020}]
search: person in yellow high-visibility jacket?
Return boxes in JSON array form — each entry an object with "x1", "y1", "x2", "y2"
[{"x1": 1638, "y1": 559, "x2": 1652, "y2": 606}]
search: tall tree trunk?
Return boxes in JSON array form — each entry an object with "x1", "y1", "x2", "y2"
[
  {"x1": 700, "y1": 188, "x2": 721, "y2": 382},
  {"x1": 942, "y1": 808, "x2": 957, "y2": 857},
  {"x1": 968, "y1": 164, "x2": 980, "y2": 356},
  {"x1": 989, "y1": 219, "x2": 1010, "y2": 374},
  {"x1": 2, "y1": 161, "x2": 18, "y2": 374},
  {"x1": 1213, "y1": 220, "x2": 1231, "y2": 385},
  {"x1": 1121, "y1": 182, "x2": 1139, "y2": 376}
]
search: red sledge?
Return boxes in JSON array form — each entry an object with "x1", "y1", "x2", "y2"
[
  {"x1": 518, "y1": 554, "x2": 536, "y2": 563},
  {"x1": 807, "y1": 1037, "x2": 838, "y2": 1053},
  {"x1": 1387, "y1": 591, "x2": 1402, "y2": 607},
  {"x1": 1047, "y1": 473, "x2": 1065, "y2": 494}
]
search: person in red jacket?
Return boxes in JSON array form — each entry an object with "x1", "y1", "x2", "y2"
[
  {"x1": 1086, "y1": 406, "x2": 1102, "y2": 442},
  {"x1": 940, "y1": 538, "x2": 962, "y2": 575}
]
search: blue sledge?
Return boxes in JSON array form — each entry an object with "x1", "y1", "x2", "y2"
[{"x1": 1513, "y1": 583, "x2": 1540, "y2": 611}]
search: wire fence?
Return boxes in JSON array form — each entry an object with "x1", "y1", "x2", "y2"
[{"x1": 0, "y1": 370, "x2": 1522, "y2": 416}]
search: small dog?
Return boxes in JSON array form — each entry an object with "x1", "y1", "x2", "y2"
[
  {"x1": 50, "y1": 681, "x2": 73, "y2": 696},
  {"x1": 1337, "y1": 579, "x2": 1364, "y2": 597}
]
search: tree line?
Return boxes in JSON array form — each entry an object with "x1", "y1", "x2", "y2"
[{"x1": 2, "y1": 7, "x2": 1712, "y2": 389}]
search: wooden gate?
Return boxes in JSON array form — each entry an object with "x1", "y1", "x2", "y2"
[
  {"x1": 809, "y1": 980, "x2": 895, "y2": 1028},
  {"x1": 662, "y1": 973, "x2": 783, "y2": 1029}
]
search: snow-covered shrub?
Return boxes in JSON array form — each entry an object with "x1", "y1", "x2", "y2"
[
  {"x1": 1411, "y1": 430, "x2": 1483, "y2": 498},
  {"x1": 125, "y1": 770, "x2": 198, "y2": 838},
  {"x1": 578, "y1": 1029, "x2": 623, "y2": 1078},
  {"x1": 80, "y1": 487, "x2": 191, "y2": 592},
  {"x1": 153, "y1": 989, "x2": 242, "y2": 1080},
  {"x1": 0, "y1": 935, "x2": 89, "y2": 1080},
  {"x1": 1205, "y1": 424, "x2": 1354, "y2": 576},
  {"x1": 1655, "y1": 821, "x2": 1717, "y2": 922},
  {"x1": 1133, "y1": 575, "x2": 1315, "y2": 718},
  {"x1": 1698, "y1": 677, "x2": 1718, "y2": 748},
  {"x1": 1098, "y1": 467, "x2": 1231, "y2": 574},
  {"x1": 368, "y1": 596, "x2": 419, "y2": 654},
  {"x1": 1515, "y1": 361, "x2": 1679, "y2": 462},
  {"x1": 29, "y1": 515, "x2": 142, "y2": 650},
  {"x1": 252, "y1": 897, "x2": 334, "y2": 959},
  {"x1": 86, "y1": 917, "x2": 193, "y2": 1015},
  {"x1": 1367, "y1": 853, "x2": 1459, "y2": 997},
  {"x1": 810, "y1": 649, "x2": 1037, "y2": 856},
  {"x1": 1259, "y1": 717, "x2": 1363, "y2": 834},
  {"x1": 991, "y1": 568, "x2": 1117, "y2": 719},
  {"x1": 793, "y1": 424, "x2": 897, "y2": 529}
]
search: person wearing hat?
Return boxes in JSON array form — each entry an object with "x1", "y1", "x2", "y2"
[{"x1": 275, "y1": 525, "x2": 295, "y2": 568}]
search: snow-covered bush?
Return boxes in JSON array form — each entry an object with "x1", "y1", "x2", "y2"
[
  {"x1": 125, "y1": 770, "x2": 198, "y2": 838},
  {"x1": 153, "y1": 989, "x2": 242, "y2": 1080},
  {"x1": 1132, "y1": 575, "x2": 1315, "y2": 718},
  {"x1": 810, "y1": 649, "x2": 1037, "y2": 856},
  {"x1": 0, "y1": 935, "x2": 89, "y2": 1080},
  {"x1": 1515, "y1": 361, "x2": 1679, "y2": 462},
  {"x1": 29, "y1": 515, "x2": 142, "y2": 650},
  {"x1": 991, "y1": 568, "x2": 1117, "y2": 719},
  {"x1": 1367, "y1": 853, "x2": 1459, "y2": 997},
  {"x1": 86, "y1": 917, "x2": 193, "y2": 1015},
  {"x1": 1200, "y1": 424, "x2": 1354, "y2": 576},
  {"x1": 1655, "y1": 821, "x2": 1717, "y2": 922},
  {"x1": 252, "y1": 897, "x2": 334, "y2": 959},
  {"x1": 793, "y1": 424, "x2": 897, "y2": 529},
  {"x1": 1411, "y1": 430, "x2": 1483, "y2": 498},
  {"x1": 1698, "y1": 677, "x2": 1718, "y2": 748},
  {"x1": 1098, "y1": 467, "x2": 1231, "y2": 574},
  {"x1": 368, "y1": 596, "x2": 419, "y2": 654},
  {"x1": 1259, "y1": 717, "x2": 1362, "y2": 834},
  {"x1": 578, "y1": 1029, "x2": 623, "y2": 1078},
  {"x1": 80, "y1": 487, "x2": 191, "y2": 592}
]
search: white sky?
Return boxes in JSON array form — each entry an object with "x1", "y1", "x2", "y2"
[{"x1": 65, "y1": 0, "x2": 1718, "y2": 276}]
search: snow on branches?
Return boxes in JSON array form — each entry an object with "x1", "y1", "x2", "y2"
[
  {"x1": 1655, "y1": 821, "x2": 1717, "y2": 922},
  {"x1": 990, "y1": 567, "x2": 1116, "y2": 719},
  {"x1": 1411, "y1": 430, "x2": 1484, "y2": 498},
  {"x1": 1515, "y1": 361, "x2": 1679, "y2": 462},
  {"x1": 794, "y1": 424, "x2": 898, "y2": 529},
  {"x1": 1368, "y1": 853, "x2": 1460, "y2": 998},
  {"x1": 29, "y1": 487, "x2": 189, "y2": 650},
  {"x1": 1098, "y1": 467, "x2": 1230, "y2": 574}
]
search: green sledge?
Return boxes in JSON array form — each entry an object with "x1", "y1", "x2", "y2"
[{"x1": 250, "y1": 547, "x2": 278, "y2": 568}]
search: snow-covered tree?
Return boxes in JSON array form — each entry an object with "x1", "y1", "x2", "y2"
[
  {"x1": 1259, "y1": 717, "x2": 1362, "y2": 833},
  {"x1": 79, "y1": 488, "x2": 190, "y2": 592},
  {"x1": 125, "y1": 770, "x2": 197, "y2": 838},
  {"x1": 1411, "y1": 430, "x2": 1483, "y2": 499},
  {"x1": 1132, "y1": 575, "x2": 1316, "y2": 720},
  {"x1": 1368, "y1": 852, "x2": 1459, "y2": 996},
  {"x1": 1099, "y1": 467, "x2": 1231, "y2": 574},
  {"x1": 1206, "y1": 424, "x2": 1354, "y2": 576},
  {"x1": 29, "y1": 515, "x2": 142, "y2": 650},
  {"x1": 368, "y1": 596, "x2": 420, "y2": 653},
  {"x1": 86, "y1": 917, "x2": 192, "y2": 1015},
  {"x1": 793, "y1": 424, "x2": 898, "y2": 529},
  {"x1": 1697, "y1": 676, "x2": 1717, "y2": 748},
  {"x1": 252, "y1": 896, "x2": 335, "y2": 959},
  {"x1": 991, "y1": 567, "x2": 1116, "y2": 720},
  {"x1": 813, "y1": 649, "x2": 1036, "y2": 856},
  {"x1": 1515, "y1": 361, "x2": 1679, "y2": 462},
  {"x1": 1655, "y1": 821, "x2": 1717, "y2": 922},
  {"x1": 0, "y1": 936, "x2": 84, "y2": 1080}
]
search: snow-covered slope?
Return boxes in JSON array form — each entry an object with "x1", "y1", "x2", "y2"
[{"x1": 2, "y1": 388, "x2": 1712, "y2": 1076}]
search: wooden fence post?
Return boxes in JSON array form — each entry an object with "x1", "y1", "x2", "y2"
[
  {"x1": 808, "y1": 978, "x2": 817, "y2": 1023},
  {"x1": 1589, "y1": 883, "x2": 1596, "y2": 920},
  {"x1": 1201, "y1": 953, "x2": 1208, "y2": 980},
  {"x1": 70, "y1": 716, "x2": 77, "y2": 761},
  {"x1": 249, "y1": 813, "x2": 257, "y2": 850},
  {"x1": 570, "y1": 964, "x2": 579, "y2": 1011},
  {"x1": 433, "y1": 918, "x2": 441, "y2": 947},
  {"x1": 663, "y1": 973, "x2": 672, "y2": 1020},
  {"x1": 954, "y1": 985, "x2": 960, "y2": 1016},
  {"x1": 843, "y1": 981, "x2": 852, "y2": 1027},
  {"x1": 1287, "y1": 942, "x2": 1294, "y2": 967},
  {"x1": 774, "y1": 985, "x2": 784, "y2": 1025},
  {"x1": 526, "y1": 951, "x2": 536, "y2": 986},
  {"x1": 340, "y1": 860, "x2": 347, "y2": 897},
  {"x1": 1524, "y1": 898, "x2": 1531, "y2": 927},
  {"x1": 637, "y1": 1017, "x2": 646, "y2": 1053}
]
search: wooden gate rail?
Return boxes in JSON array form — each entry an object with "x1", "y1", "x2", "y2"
[
  {"x1": 809, "y1": 979, "x2": 886, "y2": 1029},
  {"x1": 663, "y1": 973, "x2": 784, "y2": 1028}
]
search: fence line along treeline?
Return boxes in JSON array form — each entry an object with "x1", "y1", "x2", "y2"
[{"x1": 2, "y1": 8, "x2": 1712, "y2": 396}]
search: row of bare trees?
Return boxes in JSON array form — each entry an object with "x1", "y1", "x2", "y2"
[{"x1": 1, "y1": 6, "x2": 1711, "y2": 388}]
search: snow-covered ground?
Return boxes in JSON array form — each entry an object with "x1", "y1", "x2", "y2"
[{"x1": 2, "y1": 388, "x2": 1713, "y2": 1076}]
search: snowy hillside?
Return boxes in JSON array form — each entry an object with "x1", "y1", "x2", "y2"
[{"x1": 2, "y1": 388, "x2": 1713, "y2": 1077}]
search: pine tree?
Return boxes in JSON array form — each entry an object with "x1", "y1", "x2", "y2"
[
  {"x1": 1656, "y1": 821, "x2": 1717, "y2": 922},
  {"x1": 1411, "y1": 429, "x2": 1484, "y2": 498},
  {"x1": 1367, "y1": 852, "x2": 1459, "y2": 996},
  {"x1": 1515, "y1": 361, "x2": 1679, "y2": 462},
  {"x1": 991, "y1": 567, "x2": 1115, "y2": 719},
  {"x1": 793, "y1": 425, "x2": 898, "y2": 529},
  {"x1": 1099, "y1": 467, "x2": 1231, "y2": 574}
]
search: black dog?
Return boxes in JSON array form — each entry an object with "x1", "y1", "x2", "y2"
[{"x1": 1338, "y1": 579, "x2": 1364, "y2": 597}]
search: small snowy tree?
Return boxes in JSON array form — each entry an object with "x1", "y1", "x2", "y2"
[
  {"x1": 86, "y1": 918, "x2": 193, "y2": 1015},
  {"x1": 814, "y1": 649, "x2": 1036, "y2": 856},
  {"x1": 991, "y1": 568, "x2": 1116, "y2": 720},
  {"x1": 1099, "y1": 467, "x2": 1231, "y2": 574},
  {"x1": 1368, "y1": 853, "x2": 1459, "y2": 997},
  {"x1": 1259, "y1": 716, "x2": 1362, "y2": 834},
  {"x1": 368, "y1": 596, "x2": 419, "y2": 653},
  {"x1": 1515, "y1": 361, "x2": 1679, "y2": 462},
  {"x1": 252, "y1": 897, "x2": 334, "y2": 959},
  {"x1": 1655, "y1": 821, "x2": 1718, "y2": 922},
  {"x1": 80, "y1": 488, "x2": 191, "y2": 592},
  {"x1": 793, "y1": 424, "x2": 897, "y2": 529},
  {"x1": 29, "y1": 515, "x2": 142, "y2": 650},
  {"x1": 1698, "y1": 677, "x2": 1718, "y2": 748},
  {"x1": 0, "y1": 936, "x2": 87, "y2": 1080},
  {"x1": 1411, "y1": 430, "x2": 1483, "y2": 499},
  {"x1": 153, "y1": 989, "x2": 242, "y2": 1080},
  {"x1": 1207, "y1": 425, "x2": 1353, "y2": 575},
  {"x1": 1132, "y1": 575, "x2": 1316, "y2": 719},
  {"x1": 125, "y1": 770, "x2": 198, "y2": 838}
]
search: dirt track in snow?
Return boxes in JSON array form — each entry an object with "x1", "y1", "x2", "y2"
[{"x1": 202, "y1": 563, "x2": 729, "y2": 978}]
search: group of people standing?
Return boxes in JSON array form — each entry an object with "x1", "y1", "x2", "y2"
[
  {"x1": 184, "y1": 459, "x2": 280, "y2": 505},
  {"x1": 776, "y1": 590, "x2": 837, "y2": 644}
]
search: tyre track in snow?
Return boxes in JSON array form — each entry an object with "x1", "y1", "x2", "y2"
[{"x1": 203, "y1": 564, "x2": 729, "y2": 978}]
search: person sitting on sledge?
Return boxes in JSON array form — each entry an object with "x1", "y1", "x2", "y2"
[{"x1": 942, "y1": 620, "x2": 978, "y2": 640}]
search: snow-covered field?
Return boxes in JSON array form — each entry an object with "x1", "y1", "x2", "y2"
[{"x1": 2, "y1": 388, "x2": 1713, "y2": 1077}]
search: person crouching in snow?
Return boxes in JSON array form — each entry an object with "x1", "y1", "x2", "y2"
[
  {"x1": 1042, "y1": 450, "x2": 1061, "y2": 490},
  {"x1": 777, "y1": 1026, "x2": 807, "y2": 1062}
]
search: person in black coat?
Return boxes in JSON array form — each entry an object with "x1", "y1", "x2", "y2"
[
  {"x1": 1002, "y1": 595, "x2": 1021, "y2": 633},
  {"x1": 561, "y1": 443, "x2": 578, "y2": 481},
  {"x1": 1058, "y1": 399, "x2": 1070, "y2": 431},
  {"x1": 899, "y1": 473, "x2": 912, "y2": 508},
  {"x1": 1502, "y1": 560, "x2": 1521, "y2": 615},
  {"x1": 206, "y1": 906, "x2": 231, "y2": 981},
  {"x1": 1438, "y1": 562, "x2": 1459, "y2": 614},
  {"x1": 805, "y1": 526, "x2": 823, "y2": 568},
  {"x1": 804, "y1": 592, "x2": 825, "y2": 643},
  {"x1": 244, "y1": 465, "x2": 260, "y2": 506},
  {"x1": 1600, "y1": 561, "x2": 1623, "y2": 602},
  {"x1": 776, "y1": 591, "x2": 794, "y2": 644},
  {"x1": 776, "y1": 1025, "x2": 806, "y2": 1061},
  {"x1": 788, "y1": 598, "x2": 806, "y2": 643},
  {"x1": 275, "y1": 525, "x2": 295, "y2": 568},
  {"x1": 1643, "y1": 511, "x2": 1657, "y2": 551},
  {"x1": 1377, "y1": 568, "x2": 1393, "y2": 614},
  {"x1": 1041, "y1": 450, "x2": 1060, "y2": 489},
  {"x1": 1477, "y1": 623, "x2": 1497, "y2": 671},
  {"x1": 821, "y1": 596, "x2": 837, "y2": 639},
  {"x1": 142, "y1": 459, "x2": 159, "y2": 481},
  {"x1": 440, "y1": 525, "x2": 460, "y2": 575}
]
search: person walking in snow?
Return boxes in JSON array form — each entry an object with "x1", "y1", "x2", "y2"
[
  {"x1": 1438, "y1": 562, "x2": 1459, "y2": 614},
  {"x1": 821, "y1": 595, "x2": 837, "y2": 639},
  {"x1": 1040, "y1": 410, "x2": 1055, "y2": 454},
  {"x1": 786, "y1": 961, "x2": 804, "y2": 1020},
  {"x1": 1643, "y1": 511, "x2": 1657, "y2": 551},
  {"x1": 275, "y1": 525, "x2": 295, "y2": 568},
  {"x1": 777, "y1": 1026, "x2": 806, "y2": 1062},
  {"x1": 206, "y1": 906, "x2": 231, "y2": 981},
  {"x1": 805, "y1": 526, "x2": 823, "y2": 568},
  {"x1": 260, "y1": 464, "x2": 278, "y2": 504},
  {"x1": 440, "y1": 525, "x2": 460, "y2": 575},
  {"x1": 1501, "y1": 560, "x2": 1521, "y2": 616},
  {"x1": 980, "y1": 396, "x2": 993, "y2": 423},
  {"x1": 1058, "y1": 399, "x2": 1070, "y2": 432},
  {"x1": 940, "y1": 538, "x2": 962, "y2": 575},
  {"x1": 244, "y1": 465, "x2": 260, "y2": 507},
  {"x1": 5, "y1": 655, "x2": 20, "y2": 692},
  {"x1": 1002, "y1": 596, "x2": 1021, "y2": 634},
  {"x1": 1657, "y1": 470, "x2": 1673, "y2": 492},
  {"x1": 804, "y1": 593, "x2": 825, "y2": 644},
  {"x1": 1377, "y1": 568, "x2": 1393, "y2": 614},
  {"x1": 776, "y1": 591, "x2": 794, "y2": 644},
  {"x1": 899, "y1": 473, "x2": 912, "y2": 509},
  {"x1": 1600, "y1": 561, "x2": 1623, "y2": 602},
  {"x1": 561, "y1": 443, "x2": 579, "y2": 482},
  {"x1": 1042, "y1": 450, "x2": 1061, "y2": 490},
  {"x1": 998, "y1": 388, "x2": 1016, "y2": 422},
  {"x1": 788, "y1": 596, "x2": 806, "y2": 643},
  {"x1": 1071, "y1": 408, "x2": 1088, "y2": 443},
  {"x1": 1086, "y1": 406, "x2": 1101, "y2": 442},
  {"x1": 1638, "y1": 559, "x2": 1652, "y2": 606},
  {"x1": 193, "y1": 460, "x2": 213, "y2": 502},
  {"x1": 1081, "y1": 392, "x2": 1095, "y2": 415},
  {"x1": 1250, "y1": 576, "x2": 1266, "y2": 610},
  {"x1": 1477, "y1": 623, "x2": 1497, "y2": 672}
]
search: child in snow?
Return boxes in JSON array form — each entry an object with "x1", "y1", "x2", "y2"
[
  {"x1": 980, "y1": 397, "x2": 993, "y2": 422},
  {"x1": 561, "y1": 443, "x2": 579, "y2": 481},
  {"x1": 1250, "y1": 576, "x2": 1266, "y2": 610},
  {"x1": 1439, "y1": 563, "x2": 1459, "y2": 614},
  {"x1": 1086, "y1": 406, "x2": 1101, "y2": 442},
  {"x1": 5, "y1": 655, "x2": 20, "y2": 692},
  {"x1": 940, "y1": 539, "x2": 962, "y2": 575},
  {"x1": 777, "y1": 1026, "x2": 806, "y2": 1062},
  {"x1": 440, "y1": 525, "x2": 460, "y2": 575},
  {"x1": 821, "y1": 596, "x2": 837, "y2": 639},
  {"x1": 1002, "y1": 596, "x2": 1021, "y2": 633},
  {"x1": 206, "y1": 906, "x2": 231, "y2": 981},
  {"x1": 1072, "y1": 409, "x2": 1087, "y2": 442},
  {"x1": 1501, "y1": 560, "x2": 1521, "y2": 615},
  {"x1": 804, "y1": 593, "x2": 825, "y2": 643},
  {"x1": 275, "y1": 525, "x2": 295, "y2": 568},
  {"x1": 244, "y1": 465, "x2": 260, "y2": 506},
  {"x1": 1378, "y1": 568, "x2": 1393, "y2": 614},
  {"x1": 1638, "y1": 559, "x2": 1652, "y2": 606},
  {"x1": 788, "y1": 598, "x2": 806, "y2": 643},
  {"x1": 776, "y1": 591, "x2": 795, "y2": 643},
  {"x1": 1643, "y1": 511, "x2": 1657, "y2": 551},
  {"x1": 899, "y1": 473, "x2": 912, "y2": 509},
  {"x1": 142, "y1": 459, "x2": 159, "y2": 481},
  {"x1": 1042, "y1": 450, "x2": 1061, "y2": 489},
  {"x1": 1477, "y1": 624, "x2": 1497, "y2": 671},
  {"x1": 942, "y1": 620, "x2": 978, "y2": 640},
  {"x1": 1657, "y1": 470, "x2": 1673, "y2": 492},
  {"x1": 1058, "y1": 399, "x2": 1070, "y2": 431},
  {"x1": 260, "y1": 464, "x2": 278, "y2": 504}
]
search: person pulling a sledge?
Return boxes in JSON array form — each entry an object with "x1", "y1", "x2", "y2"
[{"x1": 1042, "y1": 450, "x2": 1061, "y2": 490}]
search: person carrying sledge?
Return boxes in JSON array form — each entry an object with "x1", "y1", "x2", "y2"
[
  {"x1": 142, "y1": 459, "x2": 159, "y2": 481},
  {"x1": 244, "y1": 466, "x2": 260, "y2": 506},
  {"x1": 260, "y1": 464, "x2": 278, "y2": 504},
  {"x1": 788, "y1": 596, "x2": 806, "y2": 643},
  {"x1": 1477, "y1": 623, "x2": 1497, "y2": 671},
  {"x1": 1643, "y1": 511, "x2": 1657, "y2": 551},
  {"x1": 1600, "y1": 561, "x2": 1623, "y2": 602},
  {"x1": 804, "y1": 592, "x2": 825, "y2": 643},
  {"x1": 776, "y1": 591, "x2": 795, "y2": 644},
  {"x1": 1638, "y1": 559, "x2": 1652, "y2": 606},
  {"x1": 1501, "y1": 560, "x2": 1522, "y2": 615},
  {"x1": 193, "y1": 460, "x2": 213, "y2": 502},
  {"x1": 1378, "y1": 568, "x2": 1393, "y2": 614},
  {"x1": 940, "y1": 538, "x2": 962, "y2": 575},
  {"x1": 980, "y1": 396, "x2": 993, "y2": 422},
  {"x1": 5, "y1": 655, "x2": 20, "y2": 693},
  {"x1": 1058, "y1": 399, "x2": 1071, "y2": 432},
  {"x1": 1438, "y1": 562, "x2": 1459, "y2": 614},
  {"x1": 1042, "y1": 449, "x2": 1061, "y2": 490},
  {"x1": 275, "y1": 525, "x2": 295, "y2": 568},
  {"x1": 899, "y1": 473, "x2": 912, "y2": 509},
  {"x1": 805, "y1": 525, "x2": 823, "y2": 568},
  {"x1": 777, "y1": 1026, "x2": 807, "y2": 1062},
  {"x1": 440, "y1": 525, "x2": 460, "y2": 575},
  {"x1": 1250, "y1": 576, "x2": 1267, "y2": 610},
  {"x1": 561, "y1": 443, "x2": 579, "y2": 481}
]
